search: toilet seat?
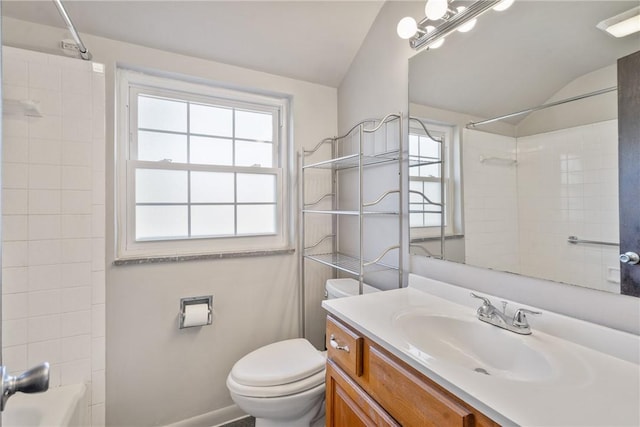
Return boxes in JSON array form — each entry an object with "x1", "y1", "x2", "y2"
[
  {"x1": 227, "y1": 368, "x2": 325, "y2": 398},
  {"x1": 228, "y1": 338, "x2": 326, "y2": 398}
]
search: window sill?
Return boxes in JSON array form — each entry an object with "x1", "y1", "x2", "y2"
[
  {"x1": 113, "y1": 248, "x2": 295, "y2": 266},
  {"x1": 410, "y1": 234, "x2": 464, "y2": 243}
]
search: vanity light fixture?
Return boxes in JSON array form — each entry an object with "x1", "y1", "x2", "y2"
[
  {"x1": 597, "y1": 6, "x2": 640, "y2": 38},
  {"x1": 492, "y1": 0, "x2": 514, "y2": 12},
  {"x1": 425, "y1": 0, "x2": 448, "y2": 21},
  {"x1": 455, "y1": 7, "x2": 477, "y2": 33},
  {"x1": 397, "y1": 0, "x2": 513, "y2": 50}
]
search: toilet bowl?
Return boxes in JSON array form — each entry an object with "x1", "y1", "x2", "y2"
[
  {"x1": 227, "y1": 339, "x2": 326, "y2": 427},
  {"x1": 227, "y1": 278, "x2": 378, "y2": 427}
]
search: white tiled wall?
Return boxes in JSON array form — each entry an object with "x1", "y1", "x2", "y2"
[
  {"x1": 2, "y1": 47, "x2": 105, "y2": 426},
  {"x1": 462, "y1": 129, "x2": 519, "y2": 273},
  {"x1": 517, "y1": 120, "x2": 619, "y2": 292},
  {"x1": 462, "y1": 121, "x2": 619, "y2": 293}
]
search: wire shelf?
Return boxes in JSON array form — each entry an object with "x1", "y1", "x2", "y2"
[
  {"x1": 304, "y1": 252, "x2": 398, "y2": 275},
  {"x1": 303, "y1": 151, "x2": 400, "y2": 171},
  {"x1": 409, "y1": 158, "x2": 442, "y2": 168},
  {"x1": 303, "y1": 209, "x2": 399, "y2": 216}
]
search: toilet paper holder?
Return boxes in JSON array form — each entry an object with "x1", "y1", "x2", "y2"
[{"x1": 179, "y1": 295, "x2": 213, "y2": 329}]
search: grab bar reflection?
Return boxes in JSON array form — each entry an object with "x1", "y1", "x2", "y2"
[{"x1": 567, "y1": 235, "x2": 619, "y2": 247}]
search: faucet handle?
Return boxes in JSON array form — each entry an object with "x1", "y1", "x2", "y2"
[
  {"x1": 512, "y1": 308, "x2": 542, "y2": 328},
  {"x1": 470, "y1": 292, "x2": 492, "y2": 306},
  {"x1": 470, "y1": 293, "x2": 494, "y2": 318}
]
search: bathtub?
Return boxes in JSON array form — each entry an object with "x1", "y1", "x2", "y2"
[{"x1": 3, "y1": 383, "x2": 89, "y2": 427}]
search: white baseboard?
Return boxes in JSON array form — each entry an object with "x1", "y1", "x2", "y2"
[{"x1": 164, "y1": 404, "x2": 247, "y2": 427}]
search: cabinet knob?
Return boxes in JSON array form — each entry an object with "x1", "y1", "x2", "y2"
[{"x1": 329, "y1": 334, "x2": 350, "y2": 353}]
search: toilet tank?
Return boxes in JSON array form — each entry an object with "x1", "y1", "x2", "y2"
[{"x1": 325, "y1": 278, "x2": 379, "y2": 299}]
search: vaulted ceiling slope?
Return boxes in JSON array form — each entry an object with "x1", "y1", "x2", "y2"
[
  {"x1": 409, "y1": 1, "x2": 640, "y2": 124},
  {"x1": 2, "y1": 1, "x2": 384, "y2": 88}
]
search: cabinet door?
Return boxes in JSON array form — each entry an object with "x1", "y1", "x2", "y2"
[
  {"x1": 326, "y1": 360, "x2": 400, "y2": 427},
  {"x1": 368, "y1": 347, "x2": 474, "y2": 427}
]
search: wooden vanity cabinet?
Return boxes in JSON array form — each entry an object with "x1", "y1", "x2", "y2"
[
  {"x1": 326, "y1": 315, "x2": 501, "y2": 427},
  {"x1": 326, "y1": 360, "x2": 401, "y2": 427}
]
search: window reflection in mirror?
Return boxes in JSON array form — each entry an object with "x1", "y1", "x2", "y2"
[{"x1": 409, "y1": 120, "x2": 464, "y2": 261}]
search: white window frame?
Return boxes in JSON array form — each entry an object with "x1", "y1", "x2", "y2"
[
  {"x1": 116, "y1": 68, "x2": 292, "y2": 260},
  {"x1": 409, "y1": 121, "x2": 456, "y2": 239}
]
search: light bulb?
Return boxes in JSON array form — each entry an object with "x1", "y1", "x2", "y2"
[
  {"x1": 425, "y1": 26, "x2": 445, "y2": 49},
  {"x1": 430, "y1": 38, "x2": 446, "y2": 49},
  {"x1": 455, "y1": 7, "x2": 477, "y2": 32},
  {"x1": 425, "y1": 0, "x2": 448, "y2": 21},
  {"x1": 493, "y1": 0, "x2": 514, "y2": 12},
  {"x1": 397, "y1": 17, "x2": 418, "y2": 39}
]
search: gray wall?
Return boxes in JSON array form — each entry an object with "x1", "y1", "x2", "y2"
[
  {"x1": 2, "y1": 17, "x2": 337, "y2": 426},
  {"x1": 338, "y1": 2, "x2": 417, "y2": 132},
  {"x1": 337, "y1": 2, "x2": 640, "y2": 335}
]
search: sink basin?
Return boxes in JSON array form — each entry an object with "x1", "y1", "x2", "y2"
[{"x1": 393, "y1": 311, "x2": 557, "y2": 382}]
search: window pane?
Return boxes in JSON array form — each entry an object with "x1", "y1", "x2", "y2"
[
  {"x1": 417, "y1": 135, "x2": 440, "y2": 177},
  {"x1": 237, "y1": 174, "x2": 275, "y2": 203},
  {"x1": 190, "y1": 136, "x2": 232, "y2": 166},
  {"x1": 410, "y1": 212, "x2": 424, "y2": 227},
  {"x1": 419, "y1": 135, "x2": 440, "y2": 159},
  {"x1": 423, "y1": 181, "x2": 442, "y2": 204},
  {"x1": 419, "y1": 163, "x2": 440, "y2": 178},
  {"x1": 409, "y1": 180, "x2": 424, "y2": 203},
  {"x1": 409, "y1": 134, "x2": 420, "y2": 157},
  {"x1": 138, "y1": 95, "x2": 187, "y2": 132},
  {"x1": 190, "y1": 104, "x2": 232, "y2": 137},
  {"x1": 191, "y1": 171, "x2": 234, "y2": 203},
  {"x1": 410, "y1": 202, "x2": 426, "y2": 212},
  {"x1": 136, "y1": 169, "x2": 188, "y2": 203},
  {"x1": 136, "y1": 205, "x2": 188, "y2": 240},
  {"x1": 237, "y1": 205, "x2": 275, "y2": 234},
  {"x1": 235, "y1": 110, "x2": 273, "y2": 141},
  {"x1": 423, "y1": 212, "x2": 442, "y2": 227},
  {"x1": 236, "y1": 141, "x2": 273, "y2": 167},
  {"x1": 138, "y1": 131, "x2": 187, "y2": 163},
  {"x1": 191, "y1": 205, "x2": 234, "y2": 236}
]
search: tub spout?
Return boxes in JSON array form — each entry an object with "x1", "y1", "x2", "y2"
[{"x1": 1, "y1": 362, "x2": 50, "y2": 411}]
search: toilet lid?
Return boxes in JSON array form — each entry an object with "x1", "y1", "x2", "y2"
[
  {"x1": 230, "y1": 339, "x2": 326, "y2": 387},
  {"x1": 326, "y1": 278, "x2": 378, "y2": 298}
]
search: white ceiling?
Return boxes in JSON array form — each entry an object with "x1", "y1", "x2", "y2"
[
  {"x1": 409, "y1": 1, "x2": 640, "y2": 123},
  {"x1": 2, "y1": 1, "x2": 384, "y2": 87},
  {"x1": 5, "y1": 0, "x2": 639, "y2": 104}
]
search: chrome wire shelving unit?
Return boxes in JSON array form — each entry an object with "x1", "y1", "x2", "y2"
[{"x1": 298, "y1": 113, "x2": 403, "y2": 325}]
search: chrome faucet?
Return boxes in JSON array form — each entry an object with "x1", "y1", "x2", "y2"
[{"x1": 470, "y1": 293, "x2": 541, "y2": 335}]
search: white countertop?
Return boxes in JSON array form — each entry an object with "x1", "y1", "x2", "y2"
[{"x1": 322, "y1": 274, "x2": 640, "y2": 427}]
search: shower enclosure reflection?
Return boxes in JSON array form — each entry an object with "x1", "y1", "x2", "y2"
[{"x1": 408, "y1": 1, "x2": 640, "y2": 294}]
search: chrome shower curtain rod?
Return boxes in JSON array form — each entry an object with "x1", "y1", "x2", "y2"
[
  {"x1": 53, "y1": 0, "x2": 92, "y2": 60},
  {"x1": 466, "y1": 86, "x2": 617, "y2": 128}
]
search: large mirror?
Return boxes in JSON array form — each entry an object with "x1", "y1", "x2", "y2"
[{"x1": 408, "y1": 1, "x2": 640, "y2": 294}]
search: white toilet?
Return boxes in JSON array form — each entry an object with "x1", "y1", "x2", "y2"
[{"x1": 226, "y1": 278, "x2": 378, "y2": 427}]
